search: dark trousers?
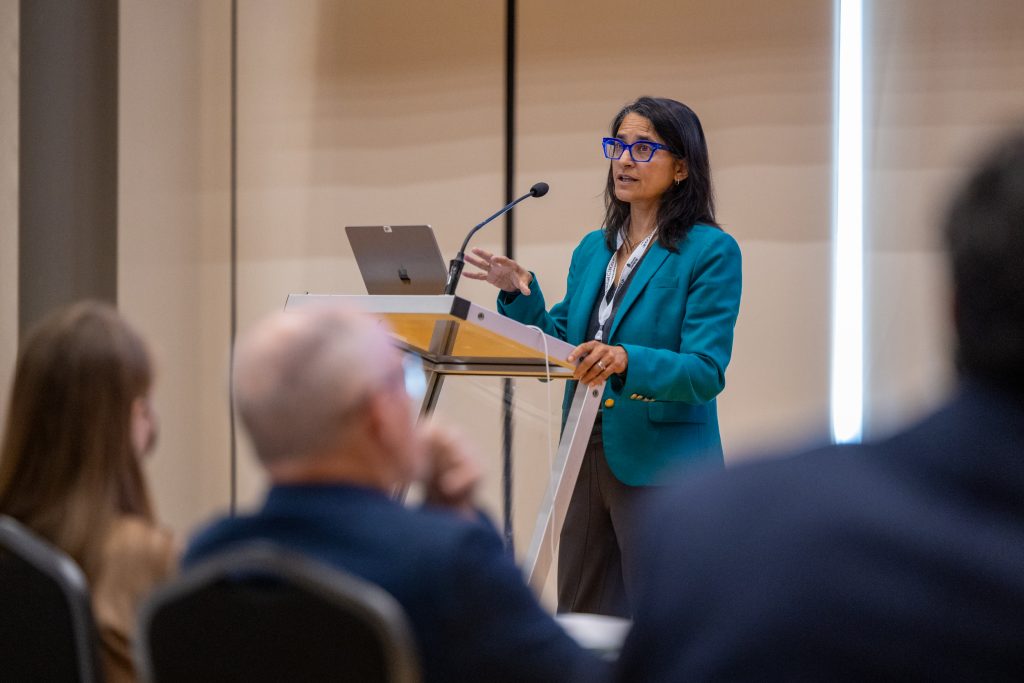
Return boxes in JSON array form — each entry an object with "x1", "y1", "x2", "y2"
[{"x1": 557, "y1": 415, "x2": 649, "y2": 618}]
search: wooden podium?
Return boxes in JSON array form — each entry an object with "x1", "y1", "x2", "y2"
[{"x1": 284, "y1": 294, "x2": 601, "y2": 594}]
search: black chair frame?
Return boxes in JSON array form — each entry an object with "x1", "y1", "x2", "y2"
[
  {"x1": 0, "y1": 514, "x2": 104, "y2": 683},
  {"x1": 135, "y1": 541, "x2": 420, "y2": 683}
]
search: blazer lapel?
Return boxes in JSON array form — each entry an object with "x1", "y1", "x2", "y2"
[
  {"x1": 607, "y1": 242, "x2": 669, "y2": 342},
  {"x1": 569, "y1": 242, "x2": 613, "y2": 343}
]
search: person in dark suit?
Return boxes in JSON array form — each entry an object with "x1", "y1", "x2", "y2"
[
  {"x1": 184, "y1": 305, "x2": 606, "y2": 683},
  {"x1": 614, "y1": 130, "x2": 1024, "y2": 681}
]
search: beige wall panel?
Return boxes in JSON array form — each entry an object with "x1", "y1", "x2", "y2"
[
  {"x1": 719, "y1": 240, "x2": 833, "y2": 457},
  {"x1": 0, "y1": 0, "x2": 17, "y2": 426},
  {"x1": 866, "y1": 0, "x2": 1024, "y2": 436},
  {"x1": 867, "y1": 252, "x2": 952, "y2": 437},
  {"x1": 517, "y1": 0, "x2": 835, "y2": 465},
  {"x1": 233, "y1": 1, "x2": 505, "y2": 507},
  {"x1": 119, "y1": 1, "x2": 233, "y2": 535}
]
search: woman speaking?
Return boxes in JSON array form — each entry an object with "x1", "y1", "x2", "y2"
[{"x1": 465, "y1": 96, "x2": 742, "y2": 617}]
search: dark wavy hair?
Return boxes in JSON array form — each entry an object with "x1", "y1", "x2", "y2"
[
  {"x1": 945, "y1": 129, "x2": 1024, "y2": 389},
  {"x1": 602, "y1": 96, "x2": 719, "y2": 251}
]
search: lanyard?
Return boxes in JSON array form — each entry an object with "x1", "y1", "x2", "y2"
[{"x1": 594, "y1": 229, "x2": 656, "y2": 341}]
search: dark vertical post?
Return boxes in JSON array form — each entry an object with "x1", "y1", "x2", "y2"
[
  {"x1": 228, "y1": 0, "x2": 239, "y2": 515},
  {"x1": 18, "y1": 0, "x2": 119, "y2": 334},
  {"x1": 501, "y1": 0, "x2": 517, "y2": 552}
]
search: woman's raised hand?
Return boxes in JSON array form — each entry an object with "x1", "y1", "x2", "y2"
[{"x1": 464, "y1": 247, "x2": 533, "y2": 295}]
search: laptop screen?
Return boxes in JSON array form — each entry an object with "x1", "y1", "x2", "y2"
[{"x1": 345, "y1": 225, "x2": 448, "y2": 295}]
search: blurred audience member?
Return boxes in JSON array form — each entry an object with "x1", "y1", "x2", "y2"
[
  {"x1": 615, "y1": 130, "x2": 1024, "y2": 681},
  {"x1": 0, "y1": 302, "x2": 175, "y2": 683},
  {"x1": 185, "y1": 305, "x2": 607, "y2": 683}
]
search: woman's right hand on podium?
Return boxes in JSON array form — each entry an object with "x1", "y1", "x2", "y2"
[{"x1": 464, "y1": 247, "x2": 533, "y2": 296}]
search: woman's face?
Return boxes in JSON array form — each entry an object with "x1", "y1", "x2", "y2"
[
  {"x1": 611, "y1": 113, "x2": 687, "y2": 210},
  {"x1": 131, "y1": 394, "x2": 159, "y2": 459}
]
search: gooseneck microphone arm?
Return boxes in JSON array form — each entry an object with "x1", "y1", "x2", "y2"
[{"x1": 444, "y1": 181, "x2": 549, "y2": 295}]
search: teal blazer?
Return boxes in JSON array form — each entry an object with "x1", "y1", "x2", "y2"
[{"x1": 497, "y1": 224, "x2": 742, "y2": 486}]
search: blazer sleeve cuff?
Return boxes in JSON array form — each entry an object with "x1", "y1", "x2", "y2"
[{"x1": 496, "y1": 272, "x2": 545, "y2": 318}]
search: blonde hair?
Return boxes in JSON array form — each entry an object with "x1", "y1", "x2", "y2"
[{"x1": 0, "y1": 301, "x2": 155, "y2": 580}]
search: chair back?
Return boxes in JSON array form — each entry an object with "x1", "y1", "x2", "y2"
[
  {"x1": 0, "y1": 515, "x2": 104, "y2": 683},
  {"x1": 137, "y1": 542, "x2": 420, "y2": 683}
]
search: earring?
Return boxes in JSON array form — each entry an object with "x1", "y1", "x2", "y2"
[{"x1": 674, "y1": 178, "x2": 681, "y2": 186}]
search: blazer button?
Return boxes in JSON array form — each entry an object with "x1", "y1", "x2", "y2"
[{"x1": 604, "y1": 398, "x2": 615, "y2": 409}]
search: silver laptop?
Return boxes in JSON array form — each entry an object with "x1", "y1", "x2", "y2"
[{"x1": 345, "y1": 224, "x2": 448, "y2": 295}]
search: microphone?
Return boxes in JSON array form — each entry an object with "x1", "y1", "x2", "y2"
[{"x1": 443, "y1": 182, "x2": 550, "y2": 295}]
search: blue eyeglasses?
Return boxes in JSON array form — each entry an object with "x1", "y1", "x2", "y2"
[{"x1": 602, "y1": 137, "x2": 671, "y2": 163}]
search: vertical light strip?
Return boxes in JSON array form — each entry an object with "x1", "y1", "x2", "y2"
[{"x1": 831, "y1": 0, "x2": 864, "y2": 444}]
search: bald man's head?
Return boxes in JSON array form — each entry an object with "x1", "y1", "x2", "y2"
[{"x1": 233, "y1": 305, "x2": 403, "y2": 467}]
